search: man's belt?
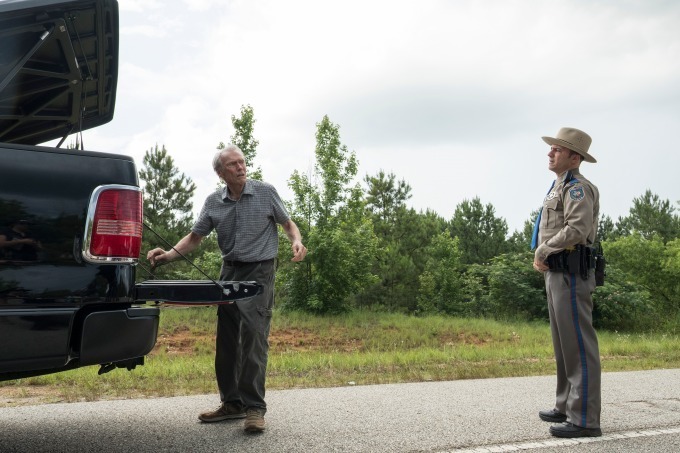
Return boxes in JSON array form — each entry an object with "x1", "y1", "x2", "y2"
[
  {"x1": 223, "y1": 258, "x2": 275, "y2": 267},
  {"x1": 546, "y1": 245, "x2": 595, "y2": 276}
]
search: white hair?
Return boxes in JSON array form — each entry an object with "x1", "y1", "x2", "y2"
[{"x1": 212, "y1": 144, "x2": 242, "y2": 173}]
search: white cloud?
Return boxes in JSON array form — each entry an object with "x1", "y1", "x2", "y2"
[
  {"x1": 117, "y1": 0, "x2": 164, "y2": 13},
  {"x1": 119, "y1": 24, "x2": 167, "y2": 38},
  {"x1": 59, "y1": 0, "x2": 680, "y2": 233}
]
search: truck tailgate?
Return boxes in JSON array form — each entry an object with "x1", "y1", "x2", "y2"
[{"x1": 135, "y1": 280, "x2": 262, "y2": 305}]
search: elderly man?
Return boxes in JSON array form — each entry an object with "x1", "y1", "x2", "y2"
[
  {"x1": 147, "y1": 144, "x2": 307, "y2": 433},
  {"x1": 531, "y1": 127, "x2": 602, "y2": 438}
]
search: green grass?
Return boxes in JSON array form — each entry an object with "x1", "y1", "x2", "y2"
[{"x1": 2, "y1": 308, "x2": 680, "y2": 406}]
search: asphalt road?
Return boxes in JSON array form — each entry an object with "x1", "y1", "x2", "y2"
[{"x1": 1, "y1": 369, "x2": 679, "y2": 452}]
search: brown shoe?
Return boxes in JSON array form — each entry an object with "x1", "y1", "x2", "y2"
[
  {"x1": 198, "y1": 403, "x2": 246, "y2": 422},
  {"x1": 244, "y1": 408, "x2": 266, "y2": 432}
]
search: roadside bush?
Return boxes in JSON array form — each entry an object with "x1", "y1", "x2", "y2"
[
  {"x1": 592, "y1": 266, "x2": 655, "y2": 331},
  {"x1": 416, "y1": 232, "x2": 465, "y2": 315},
  {"x1": 485, "y1": 252, "x2": 547, "y2": 321},
  {"x1": 461, "y1": 252, "x2": 546, "y2": 321},
  {"x1": 605, "y1": 234, "x2": 678, "y2": 312}
]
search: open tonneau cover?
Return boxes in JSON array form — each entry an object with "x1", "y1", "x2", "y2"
[
  {"x1": 135, "y1": 280, "x2": 263, "y2": 305},
  {"x1": 0, "y1": 0, "x2": 118, "y2": 145}
]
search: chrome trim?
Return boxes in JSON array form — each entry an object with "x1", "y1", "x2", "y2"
[{"x1": 82, "y1": 184, "x2": 142, "y2": 264}]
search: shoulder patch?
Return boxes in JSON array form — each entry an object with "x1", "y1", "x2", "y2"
[{"x1": 569, "y1": 186, "x2": 585, "y2": 201}]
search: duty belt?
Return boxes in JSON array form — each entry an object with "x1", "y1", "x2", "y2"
[{"x1": 546, "y1": 245, "x2": 596, "y2": 278}]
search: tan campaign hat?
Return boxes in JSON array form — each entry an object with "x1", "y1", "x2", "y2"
[{"x1": 542, "y1": 127, "x2": 596, "y2": 163}]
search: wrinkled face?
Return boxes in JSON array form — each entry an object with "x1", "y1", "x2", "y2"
[
  {"x1": 547, "y1": 145, "x2": 579, "y2": 175},
  {"x1": 218, "y1": 150, "x2": 247, "y2": 187}
]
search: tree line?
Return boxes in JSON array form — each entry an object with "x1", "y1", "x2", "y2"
[{"x1": 138, "y1": 105, "x2": 680, "y2": 332}]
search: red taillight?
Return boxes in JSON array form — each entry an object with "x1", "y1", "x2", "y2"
[{"x1": 89, "y1": 189, "x2": 143, "y2": 258}]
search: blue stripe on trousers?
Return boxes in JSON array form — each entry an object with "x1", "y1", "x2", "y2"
[{"x1": 569, "y1": 273, "x2": 589, "y2": 427}]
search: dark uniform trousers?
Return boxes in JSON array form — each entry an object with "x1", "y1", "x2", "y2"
[
  {"x1": 545, "y1": 268, "x2": 601, "y2": 429},
  {"x1": 215, "y1": 259, "x2": 276, "y2": 414}
]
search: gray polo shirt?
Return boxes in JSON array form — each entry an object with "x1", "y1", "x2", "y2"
[{"x1": 192, "y1": 179, "x2": 290, "y2": 262}]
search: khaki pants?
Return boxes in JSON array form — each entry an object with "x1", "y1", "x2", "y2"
[
  {"x1": 545, "y1": 269, "x2": 601, "y2": 429},
  {"x1": 215, "y1": 259, "x2": 275, "y2": 413}
]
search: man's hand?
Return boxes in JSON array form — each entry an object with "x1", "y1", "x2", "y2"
[
  {"x1": 145, "y1": 232, "x2": 203, "y2": 269},
  {"x1": 533, "y1": 257, "x2": 549, "y2": 273},
  {"x1": 291, "y1": 241, "x2": 307, "y2": 262},
  {"x1": 147, "y1": 248, "x2": 168, "y2": 268},
  {"x1": 281, "y1": 220, "x2": 307, "y2": 262}
]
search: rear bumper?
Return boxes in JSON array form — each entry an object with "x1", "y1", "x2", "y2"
[
  {"x1": 0, "y1": 306, "x2": 159, "y2": 381},
  {"x1": 79, "y1": 306, "x2": 159, "y2": 366}
]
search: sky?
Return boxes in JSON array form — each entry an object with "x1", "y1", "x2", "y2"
[{"x1": 55, "y1": 0, "x2": 680, "y2": 233}]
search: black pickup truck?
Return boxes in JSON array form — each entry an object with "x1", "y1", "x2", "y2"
[{"x1": 0, "y1": 0, "x2": 259, "y2": 381}]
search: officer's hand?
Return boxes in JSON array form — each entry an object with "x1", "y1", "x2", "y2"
[{"x1": 533, "y1": 257, "x2": 548, "y2": 273}]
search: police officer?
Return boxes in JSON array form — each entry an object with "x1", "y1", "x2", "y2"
[{"x1": 531, "y1": 127, "x2": 602, "y2": 438}]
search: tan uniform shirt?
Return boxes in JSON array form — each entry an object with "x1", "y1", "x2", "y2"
[{"x1": 535, "y1": 169, "x2": 600, "y2": 263}]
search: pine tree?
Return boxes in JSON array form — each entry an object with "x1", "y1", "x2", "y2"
[{"x1": 138, "y1": 144, "x2": 196, "y2": 279}]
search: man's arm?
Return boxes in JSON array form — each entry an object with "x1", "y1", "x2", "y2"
[
  {"x1": 281, "y1": 219, "x2": 307, "y2": 262},
  {"x1": 146, "y1": 231, "x2": 204, "y2": 267}
]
